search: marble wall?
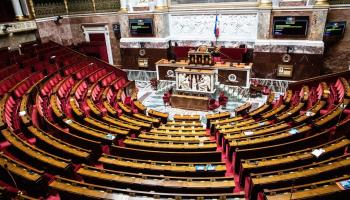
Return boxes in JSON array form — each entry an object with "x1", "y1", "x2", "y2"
[
  {"x1": 270, "y1": 9, "x2": 327, "y2": 41},
  {"x1": 323, "y1": 8, "x2": 350, "y2": 73},
  {"x1": 169, "y1": 13, "x2": 258, "y2": 42},
  {"x1": 36, "y1": 17, "x2": 74, "y2": 46},
  {"x1": 36, "y1": 14, "x2": 122, "y2": 65}
]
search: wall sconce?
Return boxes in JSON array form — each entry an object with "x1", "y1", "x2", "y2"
[{"x1": 54, "y1": 16, "x2": 63, "y2": 25}]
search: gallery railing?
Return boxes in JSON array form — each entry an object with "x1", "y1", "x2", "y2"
[{"x1": 33, "y1": 0, "x2": 120, "y2": 18}]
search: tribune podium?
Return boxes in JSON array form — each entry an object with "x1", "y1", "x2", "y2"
[
  {"x1": 156, "y1": 45, "x2": 252, "y2": 111},
  {"x1": 170, "y1": 68, "x2": 216, "y2": 111}
]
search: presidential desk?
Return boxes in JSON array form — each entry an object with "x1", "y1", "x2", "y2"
[{"x1": 156, "y1": 59, "x2": 252, "y2": 88}]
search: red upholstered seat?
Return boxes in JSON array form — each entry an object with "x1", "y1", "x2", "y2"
[{"x1": 209, "y1": 98, "x2": 219, "y2": 110}]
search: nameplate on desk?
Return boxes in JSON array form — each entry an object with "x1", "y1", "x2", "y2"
[{"x1": 277, "y1": 64, "x2": 293, "y2": 78}]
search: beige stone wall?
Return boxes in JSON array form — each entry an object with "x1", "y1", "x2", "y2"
[{"x1": 323, "y1": 8, "x2": 350, "y2": 73}]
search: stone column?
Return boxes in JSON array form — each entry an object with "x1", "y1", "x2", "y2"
[
  {"x1": 11, "y1": 0, "x2": 25, "y2": 20},
  {"x1": 259, "y1": 0, "x2": 272, "y2": 8},
  {"x1": 120, "y1": 0, "x2": 128, "y2": 11},
  {"x1": 257, "y1": 8, "x2": 272, "y2": 39},
  {"x1": 315, "y1": 0, "x2": 329, "y2": 6},
  {"x1": 156, "y1": 0, "x2": 168, "y2": 10}
]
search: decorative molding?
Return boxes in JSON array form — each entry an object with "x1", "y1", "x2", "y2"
[
  {"x1": 169, "y1": 14, "x2": 258, "y2": 42},
  {"x1": 171, "y1": 40, "x2": 255, "y2": 48},
  {"x1": 0, "y1": 20, "x2": 37, "y2": 35},
  {"x1": 120, "y1": 37, "x2": 170, "y2": 48},
  {"x1": 254, "y1": 39, "x2": 324, "y2": 54}
]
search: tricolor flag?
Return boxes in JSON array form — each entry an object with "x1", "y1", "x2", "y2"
[{"x1": 214, "y1": 15, "x2": 220, "y2": 38}]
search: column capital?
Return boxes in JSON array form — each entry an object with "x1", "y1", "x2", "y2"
[
  {"x1": 259, "y1": 0, "x2": 272, "y2": 8},
  {"x1": 314, "y1": 0, "x2": 329, "y2": 7},
  {"x1": 155, "y1": 0, "x2": 168, "y2": 10},
  {"x1": 120, "y1": 0, "x2": 128, "y2": 12}
]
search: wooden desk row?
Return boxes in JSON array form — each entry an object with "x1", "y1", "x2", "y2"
[
  {"x1": 276, "y1": 102, "x2": 305, "y2": 122},
  {"x1": 27, "y1": 125, "x2": 91, "y2": 162},
  {"x1": 110, "y1": 145, "x2": 222, "y2": 162},
  {"x1": 102, "y1": 115, "x2": 141, "y2": 132},
  {"x1": 138, "y1": 132, "x2": 210, "y2": 142},
  {"x1": 283, "y1": 90, "x2": 293, "y2": 104},
  {"x1": 133, "y1": 100, "x2": 146, "y2": 114},
  {"x1": 83, "y1": 117, "x2": 130, "y2": 136},
  {"x1": 312, "y1": 98, "x2": 349, "y2": 128},
  {"x1": 234, "y1": 102, "x2": 252, "y2": 116},
  {"x1": 50, "y1": 95, "x2": 65, "y2": 119},
  {"x1": 147, "y1": 109, "x2": 169, "y2": 124},
  {"x1": 77, "y1": 164, "x2": 235, "y2": 193},
  {"x1": 155, "y1": 126, "x2": 206, "y2": 131},
  {"x1": 63, "y1": 117, "x2": 117, "y2": 145},
  {"x1": 264, "y1": 174, "x2": 350, "y2": 200},
  {"x1": 0, "y1": 94, "x2": 9, "y2": 129},
  {"x1": 224, "y1": 122, "x2": 291, "y2": 150},
  {"x1": 133, "y1": 113, "x2": 160, "y2": 126},
  {"x1": 123, "y1": 137, "x2": 217, "y2": 152},
  {"x1": 49, "y1": 176, "x2": 243, "y2": 200},
  {"x1": 150, "y1": 129, "x2": 207, "y2": 136},
  {"x1": 118, "y1": 114, "x2": 152, "y2": 129},
  {"x1": 300, "y1": 85, "x2": 310, "y2": 102},
  {"x1": 240, "y1": 137, "x2": 349, "y2": 187},
  {"x1": 173, "y1": 114, "x2": 201, "y2": 121},
  {"x1": 340, "y1": 77, "x2": 350, "y2": 98},
  {"x1": 233, "y1": 129, "x2": 335, "y2": 174},
  {"x1": 227, "y1": 124, "x2": 311, "y2": 158},
  {"x1": 248, "y1": 154, "x2": 350, "y2": 200},
  {"x1": 99, "y1": 153, "x2": 226, "y2": 177},
  {"x1": 293, "y1": 100, "x2": 326, "y2": 124},
  {"x1": 1, "y1": 128, "x2": 72, "y2": 174},
  {"x1": 320, "y1": 81, "x2": 330, "y2": 100},
  {"x1": 165, "y1": 120, "x2": 203, "y2": 127},
  {"x1": 39, "y1": 94, "x2": 103, "y2": 155},
  {"x1": 85, "y1": 98, "x2": 102, "y2": 117},
  {"x1": 261, "y1": 104, "x2": 287, "y2": 119},
  {"x1": 0, "y1": 151, "x2": 44, "y2": 185},
  {"x1": 217, "y1": 120, "x2": 272, "y2": 145},
  {"x1": 205, "y1": 112, "x2": 231, "y2": 128}
]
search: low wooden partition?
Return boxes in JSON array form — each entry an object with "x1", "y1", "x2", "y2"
[{"x1": 170, "y1": 94, "x2": 209, "y2": 111}]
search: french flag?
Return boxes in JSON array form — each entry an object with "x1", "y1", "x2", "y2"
[{"x1": 214, "y1": 15, "x2": 220, "y2": 38}]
